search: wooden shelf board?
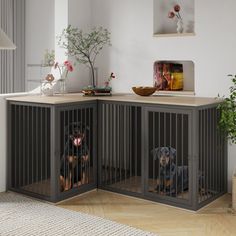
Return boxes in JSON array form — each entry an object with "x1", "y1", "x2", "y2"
[
  {"x1": 153, "y1": 32, "x2": 195, "y2": 37},
  {"x1": 154, "y1": 90, "x2": 195, "y2": 96}
]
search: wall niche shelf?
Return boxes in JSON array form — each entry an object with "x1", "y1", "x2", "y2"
[
  {"x1": 153, "y1": 0, "x2": 195, "y2": 35},
  {"x1": 153, "y1": 60, "x2": 195, "y2": 95},
  {"x1": 153, "y1": 33, "x2": 195, "y2": 38}
]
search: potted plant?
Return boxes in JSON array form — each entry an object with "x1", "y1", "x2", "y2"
[
  {"x1": 217, "y1": 74, "x2": 236, "y2": 211},
  {"x1": 58, "y1": 25, "x2": 111, "y2": 88}
]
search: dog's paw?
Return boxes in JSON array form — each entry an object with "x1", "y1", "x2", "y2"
[{"x1": 199, "y1": 188, "x2": 208, "y2": 196}]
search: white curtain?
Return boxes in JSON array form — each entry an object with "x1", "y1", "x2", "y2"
[{"x1": 0, "y1": 0, "x2": 25, "y2": 93}]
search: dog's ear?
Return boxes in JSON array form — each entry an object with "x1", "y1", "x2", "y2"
[
  {"x1": 168, "y1": 146, "x2": 176, "y2": 160},
  {"x1": 151, "y1": 147, "x2": 161, "y2": 160},
  {"x1": 81, "y1": 133, "x2": 85, "y2": 139}
]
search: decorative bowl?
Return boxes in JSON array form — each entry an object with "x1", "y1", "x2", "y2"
[{"x1": 132, "y1": 86, "x2": 157, "y2": 96}]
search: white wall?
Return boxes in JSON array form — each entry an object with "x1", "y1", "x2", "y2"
[
  {"x1": 90, "y1": 0, "x2": 235, "y2": 96},
  {"x1": 25, "y1": 0, "x2": 92, "y2": 92},
  {"x1": 54, "y1": 0, "x2": 68, "y2": 63},
  {"x1": 25, "y1": 0, "x2": 55, "y2": 64},
  {"x1": 25, "y1": 0, "x2": 55, "y2": 91},
  {"x1": 53, "y1": 0, "x2": 93, "y2": 92},
  {"x1": 66, "y1": 0, "x2": 92, "y2": 92},
  {"x1": 90, "y1": 0, "x2": 236, "y2": 191}
]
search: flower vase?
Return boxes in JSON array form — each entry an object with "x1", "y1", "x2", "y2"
[
  {"x1": 176, "y1": 19, "x2": 184, "y2": 34},
  {"x1": 90, "y1": 67, "x2": 98, "y2": 88},
  {"x1": 58, "y1": 78, "x2": 67, "y2": 95}
]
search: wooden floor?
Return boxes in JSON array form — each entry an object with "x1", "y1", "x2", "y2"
[{"x1": 57, "y1": 190, "x2": 236, "y2": 236}]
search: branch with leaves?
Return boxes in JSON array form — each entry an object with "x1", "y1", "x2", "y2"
[
  {"x1": 218, "y1": 74, "x2": 236, "y2": 144},
  {"x1": 58, "y1": 25, "x2": 111, "y2": 87}
]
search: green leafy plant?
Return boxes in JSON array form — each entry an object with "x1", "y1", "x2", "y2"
[
  {"x1": 218, "y1": 74, "x2": 236, "y2": 144},
  {"x1": 58, "y1": 25, "x2": 111, "y2": 87}
]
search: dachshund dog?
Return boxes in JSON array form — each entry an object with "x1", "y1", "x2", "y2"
[
  {"x1": 60, "y1": 122, "x2": 89, "y2": 192},
  {"x1": 152, "y1": 146, "x2": 188, "y2": 196}
]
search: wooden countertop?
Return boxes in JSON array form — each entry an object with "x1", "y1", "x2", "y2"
[{"x1": 6, "y1": 93, "x2": 222, "y2": 107}]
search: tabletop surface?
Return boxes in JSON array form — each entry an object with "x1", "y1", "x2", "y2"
[{"x1": 6, "y1": 93, "x2": 222, "y2": 107}]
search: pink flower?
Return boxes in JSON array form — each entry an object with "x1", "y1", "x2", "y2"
[
  {"x1": 64, "y1": 61, "x2": 73, "y2": 72},
  {"x1": 174, "y1": 4, "x2": 180, "y2": 12},
  {"x1": 54, "y1": 61, "x2": 74, "y2": 79},
  {"x1": 168, "y1": 5, "x2": 182, "y2": 20},
  {"x1": 168, "y1": 11, "x2": 175, "y2": 19},
  {"x1": 68, "y1": 65, "x2": 73, "y2": 72}
]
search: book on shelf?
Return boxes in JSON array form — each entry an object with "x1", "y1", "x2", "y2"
[
  {"x1": 153, "y1": 62, "x2": 184, "y2": 91},
  {"x1": 93, "y1": 92, "x2": 111, "y2": 96},
  {"x1": 82, "y1": 87, "x2": 112, "y2": 96},
  {"x1": 92, "y1": 87, "x2": 112, "y2": 96}
]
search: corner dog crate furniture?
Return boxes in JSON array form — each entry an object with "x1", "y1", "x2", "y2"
[
  {"x1": 8, "y1": 97, "x2": 97, "y2": 202},
  {"x1": 7, "y1": 94, "x2": 227, "y2": 210}
]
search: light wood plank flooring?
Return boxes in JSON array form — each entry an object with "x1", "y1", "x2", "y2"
[{"x1": 57, "y1": 190, "x2": 236, "y2": 236}]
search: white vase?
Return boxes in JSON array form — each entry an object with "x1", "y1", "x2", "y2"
[{"x1": 176, "y1": 19, "x2": 184, "y2": 34}]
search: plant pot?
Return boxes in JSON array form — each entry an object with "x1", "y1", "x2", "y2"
[{"x1": 232, "y1": 173, "x2": 236, "y2": 210}]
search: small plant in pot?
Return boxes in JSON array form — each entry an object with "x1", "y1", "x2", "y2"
[
  {"x1": 58, "y1": 25, "x2": 111, "y2": 89},
  {"x1": 217, "y1": 74, "x2": 236, "y2": 211}
]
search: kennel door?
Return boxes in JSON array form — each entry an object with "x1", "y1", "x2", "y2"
[
  {"x1": 144, "y1": 106, "x2": 192, "y2": 208},
  {"x1": 58, "y1": 103, "x2": 97, "y2": 198}
]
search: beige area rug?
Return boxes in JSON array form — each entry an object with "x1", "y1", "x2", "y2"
[{"x1": 0, "y1": 192, "x2": 157, "y2": 236}]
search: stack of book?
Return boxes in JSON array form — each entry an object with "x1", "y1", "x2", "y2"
[
  {"x1": 153, "y1": 62, "x2": 184, "y2": 91},
  {"x1": 82, "y1": 87, "x2": 112, "y2": 96}
]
